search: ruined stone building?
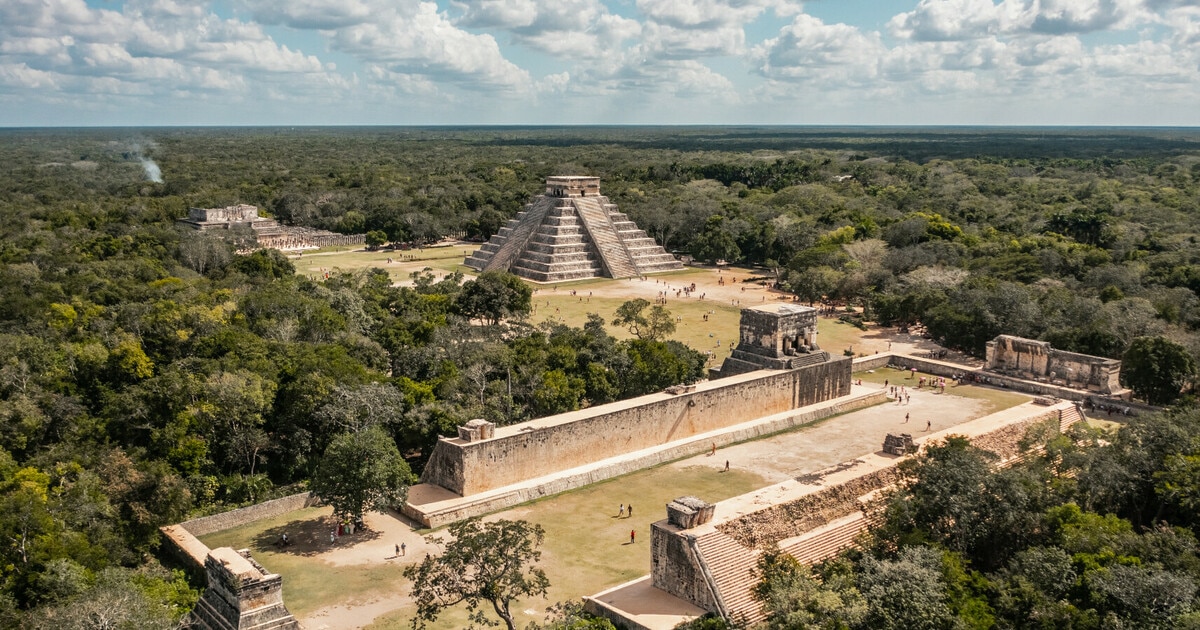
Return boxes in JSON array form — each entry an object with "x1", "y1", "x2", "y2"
[
  {"x1": 189, "y1": 547, "x2": 300, "y2": 630},
  {"x1": 464, "y1": 176, "x2": 682, "y2": 282},
  {"x1": 177, "y1": 204, "x2": 364, "y2": 251},
  {"x1": 716, "y1": 303, "x2": 829, "y2": 377},
  {"x1": 985, "y1": 335, "x2": 1122, "y2": 394}
]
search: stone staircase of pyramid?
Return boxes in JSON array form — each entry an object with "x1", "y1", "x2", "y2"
[
  {"x1": 607, "y1": 208, "x2": 684, "y2": 274},
  {"x1": 465, "y1": 196, "x2": 556, "y2": 273},
  {"x1": 464, "y1": 178, "x2": 682, "y2": 282},
  {"x1": 508, "y1": 206, "x2": 605, "y2": 282},
  {"x1": 693, "y1": 530, "x2": 766, "y2": 626},
  {"x1": 571, "y1": 197, "x2": 639, "y2": 279}
]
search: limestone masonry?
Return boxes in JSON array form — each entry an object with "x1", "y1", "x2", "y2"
[
  {"x1": 717, "y1": 303, "x2": 828, "y2": 377},
  {"x1": 986, "y1": 334, "x2": 1121, "y2": 394},
  {"x1": 189, "y1": 547, "x2": 300, "y2": 630},
  {"x1": 464, "y1": 176, "x2": 682, "y2": 282},
  {"x1": 418, "y1": 358, "x2": 851, "y2": 498}
]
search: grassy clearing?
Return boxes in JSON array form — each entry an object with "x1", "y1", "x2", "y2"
[
  {"x1": 291, "y1": 244, "x2": 477, "y2": 283},
  {"x1": 198, "y1": 464, "x2": 763, "y2": 628},
  {"x1": 198, "y1": 507, "x2": 403, "y2": 619},
  {"x1": 367, "y1": 463, "x2": 764, "y2": 629},
  {"x1": 854, "y1": 367, "x2": 1032, "y2": 416}
]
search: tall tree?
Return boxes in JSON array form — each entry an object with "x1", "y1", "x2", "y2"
[
  {"x1": 1123, "y1": 336, "x2": 1196, "y2": 405},
  {"x1": 309, "y1": 426, "x2": 413, "y2": 525},
  {"x1": 405, "y1": 518, "x2": 550, "y2": 630},
  {"x1": 453, "y1": 271, "x2": 532, "y2": 325}
]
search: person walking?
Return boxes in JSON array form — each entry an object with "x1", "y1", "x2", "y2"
[
  {"x1": 925, "y1": 418, "x2": 932, "y2": 431},
  {"x1": 401, "y1": 542, "x2": 406, "y2": 556},
  {"x1": 630, "y1": 530, "x2": 636, "y2": 544},
  {"x1": 395, "y1": 543, "x2": 400, "y2": 556},
  {"x1": 628, "y1": 504, "x2": 633, "y2": 518},
  {"x1": 619, "y1": 504, "x2": 625, "y2": 517},
  {"x1": 904, "y1": 413, "x2": 909, "y2": 423},
  {"x1": 724, "y1": 460, "x2": 730, "y2": 472}
]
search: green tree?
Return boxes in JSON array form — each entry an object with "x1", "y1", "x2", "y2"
[
  {"x1": 405, "y1": 518, "x2": 550, "y2": 630},
  {"x1": 454, "y1": 272, "x2": 532, "y2": 325},
  {"x1": 1123, "y1": 336, "x2": 1196, "y2": 405},
  {"x1": 310, "y1": 426, "x2": 414, "y2": 525},
  {"x1": 365, "y1": 230, "x2": 388, "y2": 250},
  {"x1": 690, "y1": 215, "x2": 741, "y2": 264},
  {"x1": 611, "y1": 299, "x2": 675, "y2": 341}
]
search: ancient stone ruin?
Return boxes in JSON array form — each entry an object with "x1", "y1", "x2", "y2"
[
  {"x1": 189, "y1": 547, "x2": 300, "y2": 630},
  {"x1": 177, "y1": 204, "x2": 364, "y2": 251},
  {"x1": 716, "y1": 303, "x2": 829, "y2": 377},
  {"x1": 985, "y1": 334, "x2": 1121, "y2": 394},
  {"x1": 464, "y1": 176, "x2": 682, "y2": 282}
]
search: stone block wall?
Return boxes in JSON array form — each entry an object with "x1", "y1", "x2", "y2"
[
  {"x1": 421, "y1": 359, "x2": 852, "y2": 497},
  {"x1": 651, "y1": 523, "x2": 718, "y2": 614},
  {"x1": 180, "y1": 492, "x2": 321, "y2": 537},
  {"x1": 986, "y1": 335, "x2": 1121, "y2": 393}
]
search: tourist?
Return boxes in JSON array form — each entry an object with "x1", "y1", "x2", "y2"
[
  {"x1": 925, "y1": 418, "x2": 932, "y2": 431},
  {"x1": 904, "y1": 413, "x2": 909, "y2": 423},
  {"x1": 724, "y1": 460, "x2": 730, "y2": 472},
  {"x1": 711, "y1": 443, "x2": 716, "y2": 456},
  {"x1": 395, "y1": 543, "x2": 400, "y2": 556},
  {"x1": 619, "y1": 504, "x2": 625, "y2": 517},
  {"x1": 630, "y1": 530, "x2": 636, "y2": 544},
  {"x1": 401, "y1": 543, "x2": 406, "y2": 556},
  {"x1": 628, "y1": 504, "x2": 633, "y2": 517}
]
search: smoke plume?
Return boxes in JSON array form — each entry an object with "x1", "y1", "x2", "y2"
[{"x1": 141, "y1": 158, "x2": 163, "y2": 183}]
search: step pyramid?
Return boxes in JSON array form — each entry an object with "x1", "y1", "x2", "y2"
[{"x1": 464, "y1": 176, "x2": 683, "y2": 282}]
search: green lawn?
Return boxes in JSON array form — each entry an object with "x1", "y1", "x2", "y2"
[{"x1": 199, "y1": 463, "x2": 764, "y2": 628}]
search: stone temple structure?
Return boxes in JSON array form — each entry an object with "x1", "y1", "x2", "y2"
[
  {"x1": 716, "y1": 303, "x2": 829, "y2": 377},
  {"x1": 189, "y1": 547, "x2": 300, "y2": 630},
  {"x1": 177, "y1": 204, "x2": 364, "y2": 250},
  {"x1": 985, "y1": 334, "x2": 1122, "y2": 394},
  {"x1": 464, "y1": 176, "x2": 682, "y2": 282}
]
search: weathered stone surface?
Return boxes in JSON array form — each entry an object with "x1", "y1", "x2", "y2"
[
  {"x1": 190, "y1": 547, "x2": 300, "y2": 630},
  {"x1": 986, "y1": 334, "x2": 1121, "y2": 394},
  {"x1": 718, "y1": 304, "x2": 829, "y2": 377},
  {"x1": 667, "y1": 497, "x2": 715, "y2": 529},
  {"x1": 420, "y1": 358, "x2": 852, "y2": 497}
]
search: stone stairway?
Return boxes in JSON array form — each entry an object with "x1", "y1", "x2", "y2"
[
  {"x1": 464, "y1": 177, "x2": 682, "y2": 282},
  {"x1": 466, "y1": 196, "x2": 556, "y2": 273},
  {"x1": 779, "y1": 511, "x2": 872, "y2": 566},
  {"x1": 572, "y1": 196, "x2": 639, "y2": 278},
  {"x1": 693, "y1": 530, "x2": 766, "y2": 626},
  {"x1": 1059, "y1": 403, "x2": 1085, "y2": 432},
  {"x1": 787, "y1": 351, "x2": 832, "y2": 369}
]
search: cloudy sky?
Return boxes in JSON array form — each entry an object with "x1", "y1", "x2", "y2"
[{"x1": 1, "y1": 0, "x2": 1197, "y2": 126}]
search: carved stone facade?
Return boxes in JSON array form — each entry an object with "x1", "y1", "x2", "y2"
[
  {"x1": 985, "y1": 335, "x2": 1121, "y2": 394},
  {"x1": 190, "y1": 547, "x2": 300, "y2": 630},
  {"x1": 717, "y1": 304, "x2": 829, "y2": 377}
]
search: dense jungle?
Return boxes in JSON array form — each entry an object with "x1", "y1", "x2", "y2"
[{"x1": 2, "y1": 126, "x2": 1200, "y2": 628}]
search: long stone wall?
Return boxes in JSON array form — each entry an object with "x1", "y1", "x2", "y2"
[
  {"x1": 180, "y1": 492, "x2": 321, "y2": 537},
  {"x1": 421, "y1": 358, "x2": 852, "y2": 497},
  {"x1": 406, "y1": 390, "x2": 884, "y2": 527}
]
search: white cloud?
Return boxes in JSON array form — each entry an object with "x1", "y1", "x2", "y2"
[
  {"x1": 754, "y1": 14, "x2": 885, "y2": 84},
  {"x1": 636, "y1": 0, "x2": 798, "y2": 29},
  {"x1": 332, "y1": 3, "x2": 531, "y2": 89}
]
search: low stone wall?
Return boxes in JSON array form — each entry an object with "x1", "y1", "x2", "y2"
[
  {"x1": 406, "y1": 390, "x2": 886, "y2": 527},
  {"x1": 853, "y1": 353, "x2": 1141, "y2": 407},
  {"x1": 180, "y1": 492, "x2": 321, "y2": 537},
  {"x1": 422, "y1": 359, "x2": 852, "y2": 497}
]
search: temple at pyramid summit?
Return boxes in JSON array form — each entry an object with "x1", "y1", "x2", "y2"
[{"x1": 464, "y1": 176, "x2": 683, "y2": 282}]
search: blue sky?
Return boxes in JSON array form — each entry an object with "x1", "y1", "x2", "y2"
[{"x1": 1, "y1": 0, "x2": 1197, "y2": 126}]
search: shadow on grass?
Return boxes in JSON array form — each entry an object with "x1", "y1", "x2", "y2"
[{"x1": 252, "y1": 515, "x2": 384, "y2": 558}]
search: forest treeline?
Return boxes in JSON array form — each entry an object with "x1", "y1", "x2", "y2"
[{"x1": 0, "y1": 127, "x2": 1198, "y2": 625}]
